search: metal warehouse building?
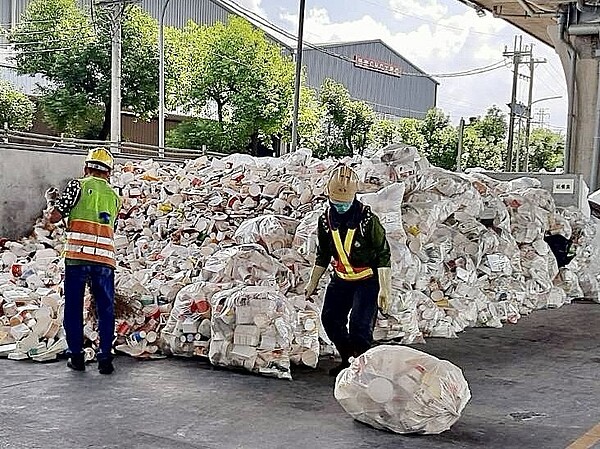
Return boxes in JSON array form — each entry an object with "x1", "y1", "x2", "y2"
[
  {"x1": 0, "y1": 0, "x2": 437, "y2": 124},
  {"x1": 303, "y1": 40, "x2": 438, "y2": 119}
]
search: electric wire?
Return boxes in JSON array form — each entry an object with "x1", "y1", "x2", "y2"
[
  {"x1": 356, "y1": 0, "x2": 504, "y2": 37},
  {"x1": 220, "y1": 0, "x2": 513, "y2": 80}
]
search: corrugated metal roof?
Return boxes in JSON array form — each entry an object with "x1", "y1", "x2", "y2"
[{"x1": 314, "y1": 39, "x2": 438, "y2": 85}]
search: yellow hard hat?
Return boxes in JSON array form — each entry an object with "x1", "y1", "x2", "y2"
[
  {"x1": 85, "y1": 147, "x2": 114, "y2": 171},
  {"x1": 327, "y1": 165, "x2": 359, "y2": 203}
]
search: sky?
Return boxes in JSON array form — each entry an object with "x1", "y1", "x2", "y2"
[{"x1": 234, "y1": 0, "x2": 568, "y2": 132}]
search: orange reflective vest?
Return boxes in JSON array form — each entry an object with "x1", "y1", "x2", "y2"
[{"x1": 64, "y1": 177, "x2": 120, "y2": 268}]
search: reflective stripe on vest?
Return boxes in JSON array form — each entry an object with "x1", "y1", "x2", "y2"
[
  {"x1": 331, "y1": 228, "x2": 374, "y2": 281},
  {"x1": 65, "y1": 219, "x2": 116, "y2": 267}
]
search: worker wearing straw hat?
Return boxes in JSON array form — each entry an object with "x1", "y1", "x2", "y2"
[
  {"x1": 47, "y1": 147, "x2": 121, "y2": 375},
  {"x1": 305, "y1": 165, "x2": 391, "y2": 377}
]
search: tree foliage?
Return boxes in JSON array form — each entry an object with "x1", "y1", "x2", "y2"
[
  {"x1": 460, "y1": 106, "x2": 508, "y2": 171},
  {"x1": 10, "y1": 0, "x2": 158, "y2": 139},
  {"x1": 526, "y1": 127, "x2": 565, "y2": 172},
  {"x1": 166, "y1": 16, "x2": 294, "y2": 154},
  {"x1": 0, "y1": 81, "x2": 36, "y2": 131},
  {"x1": 296, "y1": 83, "x2": 325, "y2": 151},
  {"x1": 315, "y1": 78, "x2": 375, "y2": 158},
  {"x1": 419, "y1": 108, "x2": 458, "y2": 169}
]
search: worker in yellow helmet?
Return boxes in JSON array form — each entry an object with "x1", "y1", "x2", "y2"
[
  {"x1": 47, "y1": 148, "x2": 121, "y2": 374},
  {"x1": 305, "y1": 165, "x2": 391, "y2": 376}
]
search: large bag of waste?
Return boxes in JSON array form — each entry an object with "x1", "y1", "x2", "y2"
[
  {"x1": 160, "y1": 281, "x2": 224, "y2": 357},
  {"x1": 334, "y1": 345, "x2": 470, "y2": 434},
  {"x1": 209, "y1": 286, "x2": 294, "y2": 379},
  {"x1": 233, "y1": 215, "x2": 299, "y2": 252}
]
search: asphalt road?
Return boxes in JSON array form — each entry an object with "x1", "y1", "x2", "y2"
[{"x1": 2, "y1": 302, "x2": 600, "y2": 449}]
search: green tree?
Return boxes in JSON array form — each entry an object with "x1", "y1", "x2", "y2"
[
  {"x1": 460, "y1": 107, "x2": 508, "y2": 171},
  {"x1": 369, "y1": 118, "x2": 398, "y2": 148},
  {"x1": 0, "y1": 81, "x2": 36, "y2": 131},
  {"x1": 166, "y1": 16, "x2": 294, "y2": 155},
  {"x1": 526, "y1": 127, "x2": 565, "y2": 172},
  {"x1": 296, "y1": 83, "x2": 324, "y2": 151},
  {"x1": 471, "y1": 105, "x2": 507, "y2": 146},
  {"x1": 10, "y1": 0, "x2": 158, "y2": 139},
  {"x1": 460, "y1": 127, "x2": 504, "y2": 171},
  {"x1": 419, "y1": 108, "x2": 458, "y2": 169},
  {"x1": 317, "y1": 78, "x2": 375, "y2": 157},
  {"x1": 396, "y1": 117, "x2": 425, "y2": 148}
]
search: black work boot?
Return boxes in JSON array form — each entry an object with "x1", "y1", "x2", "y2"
[
  {"x1": 98, "y1": 358, "x2": 114, "y2": 375},
  {"x1": 67, "y1": 353, "x2": 85, "y2": 371}
]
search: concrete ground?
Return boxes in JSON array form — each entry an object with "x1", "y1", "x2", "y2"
[{"x1": 1, "y1": 302, "x2": 600, "y2": 449}]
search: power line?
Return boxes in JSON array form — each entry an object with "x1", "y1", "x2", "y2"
[
  {"x1": 356, "y1": 0, "x2": 503, "y2": 38},
  {"x1": 222, "y1": 0, "x2": 512, "y2": 80}
]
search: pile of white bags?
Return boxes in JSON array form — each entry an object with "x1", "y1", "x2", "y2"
[{"x1": 1, "y1": 145, "x2": 600, "y2": 374}]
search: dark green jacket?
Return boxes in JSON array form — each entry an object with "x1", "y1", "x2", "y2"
[{"x1": 315, "y1": 200, "x2": 391, "y2": 273}]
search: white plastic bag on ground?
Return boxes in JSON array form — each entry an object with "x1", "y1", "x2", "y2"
[
  {"x1": 161, "y1": 281, "x2": 223, "y2": 357},
  {"x1": 334, "y1": 345, "x2": 471, "y2": 434}
]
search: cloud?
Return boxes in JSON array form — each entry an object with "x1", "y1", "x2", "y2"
[
  {"x1": 388, "y1": 0, "x2": 447, "y2": 21},
  {"x1": 281, "y1": 6, "x2": 506, "y2": 62},
  {"x1": 276, "y1": 1, "x2": 565, "y2": 127},
  {"x1": 281, "y1": 8, "x2": 392, "y2": 44},
  {"x1": 233, "y1": 0, "x2": 266, "y2": 17}
]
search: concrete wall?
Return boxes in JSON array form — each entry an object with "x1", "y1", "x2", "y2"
[
  {"x1": 483, "y1": 172, "x2": 586, "y2": 210},
  {"x1": 0, "y1": 149, "x2": 85, "y2": 239}
]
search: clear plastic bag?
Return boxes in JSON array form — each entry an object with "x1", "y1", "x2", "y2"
[
  {"x1": 209, "y1": 286, "x2": 294, "y2": 379},
  {"x1": 234, "y1": 215, "x2": 299, "y2": 253},
  {"x1": 335, "y1": 345, "x2": 471, "y2": 434}
]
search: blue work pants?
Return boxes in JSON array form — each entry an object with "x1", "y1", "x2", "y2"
[
  {"x1": 64, "y1": 264, "x2": 115, "y2": 362},
  {"x1": 321, "y1": 275, "x2": 379, "y2": 362}
]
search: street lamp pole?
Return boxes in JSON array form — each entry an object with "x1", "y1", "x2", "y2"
[
  {"x1": 290, "y1": 0, "x2": 306, "y2": 154},
  {"x1": 158, "y1": 0, "x2": 172, "y2": 158}
]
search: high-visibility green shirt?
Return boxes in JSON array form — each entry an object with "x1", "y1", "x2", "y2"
[{"x1": 63, "y1": 176, "x2": 120, "y2": 267}]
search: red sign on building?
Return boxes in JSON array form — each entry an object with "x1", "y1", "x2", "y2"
[{"x1": 353, "y1": 55, "x2": 403, "y2": 77}]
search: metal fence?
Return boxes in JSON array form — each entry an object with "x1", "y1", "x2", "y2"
[{"x1": 0, "y1": 128, "x2": 225, "y2": 162}]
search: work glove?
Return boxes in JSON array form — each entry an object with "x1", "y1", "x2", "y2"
[
  {"x1": 44, "y1": 187, "x2": 59, "y2": 208},
  {"x1": 304, "y1": 265, "x2": 326, "y2": 298},
  {"x1": 377, "y1": 267, "x2": 392, "y2": 314}
]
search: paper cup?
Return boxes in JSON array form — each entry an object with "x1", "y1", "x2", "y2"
[
  {"x1": 367, "y1": 377, "x2": 394, "y2": 403},
  {"x1": 84, "y1": 347, "x2": 95, "y2": 362},
  {"x1": 145, "y1": 331, "x2": 157, "y2": 343},
  {"x1": 301, "y1": 350, "x2": 318, "y2": 367}
]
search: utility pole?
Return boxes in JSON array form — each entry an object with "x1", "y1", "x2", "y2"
[
  {"x1": 523, "y1": 45, "x2": 546, "y2": 172},
  {"x1": 504, "y1": 37, "x2": 545, "y2": 172},
  {"x1": 504, "y1": 36, "x2": 523, "y2": 171},
  {"x1": 290, "y1": 0, "x2": 306, "y2": 154},
  {"x1": 456, "y1": 117, "x2": 465, "y2": 172},
  {"x1": 535, "y1": 108, "x2": 550, "y2": 128},
  {"x1": 96, "y1": 0, "x2": 140, "y2": 153},
  {"x1": 110, "y1": 5, "x2": 122, "y2": 153},
  {"x1": 158, "y1": 0, "x2": 172, "y2": 158}
]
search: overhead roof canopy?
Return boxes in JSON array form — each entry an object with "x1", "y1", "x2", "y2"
[{"x1": 457, "y1": 1, "x2": 568, "y2": 46}]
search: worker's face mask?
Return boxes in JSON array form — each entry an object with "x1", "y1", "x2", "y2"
[{"x1": 330, "y1": 200, "x2": 352, "y2": 214}]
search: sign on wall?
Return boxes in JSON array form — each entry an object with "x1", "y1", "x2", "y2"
[{"x1": 353, "y1": 55, "x2": 403, "y2": 77}]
